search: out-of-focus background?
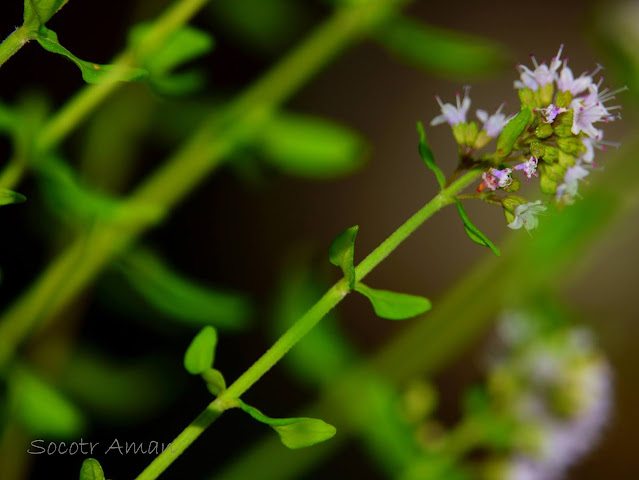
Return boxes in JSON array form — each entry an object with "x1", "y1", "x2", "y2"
[{"x1": 0, "y1": 0, "x2": 637, "y2": 478}]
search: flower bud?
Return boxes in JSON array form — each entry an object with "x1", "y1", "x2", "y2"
[
  {"x1": 557, "y1": 137, "x2": 583, "y2": 155},
  {"x1": 555, "y1": 90, "x2": 573, "y2": 109},
  {"x1": 553, "y1": 124, "x2": 573, "y2": 138},
  {"x1": 541, "y1": 145, "x2": 559, "y2": 163},
  {"x1": 539, "y1": 82, "x2": 554, "y2": 106},
  {"x1": 530, "y1": 141, "x2": 545, "y2": 158},
  {"x1": 535, "y1": 123, "x2": 553, "y2": 139},
  {"x1": 557, "y1": 150, "x2": 576, "y2": 168}
]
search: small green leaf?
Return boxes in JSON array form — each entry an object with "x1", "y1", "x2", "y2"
[
  {"x1": 128, "y1": 23, "x2": 213, "y2": 95},
  {"x1": 354, "y1": 283, "x2": 431, "y2": 320},
  {"x1": 328, "y1": 225, "x2": 359, "y2": 288},
  {"x1": 417, "y1": 121, "x2": 446, "y2": 189},
  {"x1": 239, "y1": 401, "x2": 336, "y2": 449},
  {"x1": 0, "y1": 189, "x2": 26, "y2": 206},
  {"x1": 259, "y1": 113, "x2": 367, "y2": 179},
  {"x1": 455, "y1": 200, "x2": 500, "y2": 256},
  {"x1": 11, "y1": 367, "x2": 86, "y2": 437},
  {"x1": 201, "y1": 368, "x2": 226, "y2": 396},
  {"x1": 375, "y1": 15, "x2": 508, "y2": 78},
  {"x1": 34, "y1": 27, "x2": 147, "y2": 84},
  {"x1": 79, "y1": 458, "x2": 106, "y2": 480},
  {"x1": 496, "y1": 107, "x2": 531, "y2": 157},
  {"x1": 116, "y1": 247, "x2": 251, "y2": 330},
  {"x1": 23, "y1": 0, "x2": 69, "y2": 26},
  {"x1": 183, "y1": 326, "x2": 218, "y2": 375}
]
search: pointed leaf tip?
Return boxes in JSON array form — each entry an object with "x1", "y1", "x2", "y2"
[
  {"x1": 0, "y1": 189, "x2": 26, "y2": 206},
  {"x1": 79, "y1": 458, "x2": 106, "y2": 480},
  {"x1": 183, "y1": 326, "x2": 218, "y2": 375},
  {"x1": 328, "y1": 225, "x2": 358, "y2": 288},
  {"x1": 455, "y1": 200, "x2": 501, "y2": 256},
  {"x1": 417, "y1": 122, "x2": 446, "y2": 188},
  {"x1": 238, "y1": 401, "x2": 336, "y2": 449},
  {"x1": 355, "y1": 283, "x2": 431, "y2": 320}
]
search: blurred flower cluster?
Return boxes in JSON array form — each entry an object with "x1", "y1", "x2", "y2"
[{"x1": 431, "y1": 46, "x2": 626, "y2": 231}]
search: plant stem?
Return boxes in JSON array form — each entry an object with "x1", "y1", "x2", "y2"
[
  {"x1": 37, "y1": 0, "x2": 212, "y2": 151},
  {"x1": 0, "y1": 26, "x2": 30, "y2": 70},
  {"x1": 133, "y1": 169, "x2": 481, "y2": 480},
  {"x1": 0, "y1": 0, "x2": 409, "y2": 373}
]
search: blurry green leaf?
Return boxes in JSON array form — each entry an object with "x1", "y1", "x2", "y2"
[
  {"x1": 455, "y1": 200, "x2": 500, "y2": 256},
  {"x1": 184, "y1": 326, "x2": 218, "y2": 375},
  {"x1": 417, "y1": 121, "x2": 445, "y2": 189},
  {"x1": 375, "y1": 15, "x2": 508, "y2": 78},
  {"x1": 129, "y1": 23, "x2": 213, "y2": 95},
  {"x1": 61, "y1": 349, "x2": 179, "y2": 422},
  {"x1": 0, "y1": 189, "x2": 26, "y2": 206},
  {"x1": 11, "y1": 367, "x2": 86, "y2": 438},
  {"x1": 209, "y1": 0, "x2": 310, "y2": 54},
  {"x1": 354, "y1": 283, "x2": 431, "y2": 320},
  {"x1": 116, "y1": 247, "x2": 251, "y2": 330},
  {"x1": 239, "y1": 400, "x2": 336, "y2": 449},
  {"x1": 271, "y1": 254, "x2": 357, "y2": 387},
  {"x1": 328, "y1": 225, "x2": 358, "y2": 288},
  {"x1": 79, "y1": 458, "x2": 106, "y2": 480},
  {"x1": 23, "y1": 0, "x2": 69, "y2": 26},
  {"x1": 496, "y1": 108, "x2": 530, "y2": 158},
  {"x1": 259, "y1": 113, "x2": 367, "y2": 179},
  {"x1": 201, "y1": 368, "x2": 226, "y2": 395},
  {"x1": 33, "y1": 27, "x2": 147, "y2": 84},
  {"x1": 0, "y1": 102, "x2": 20, "y2": 135}
]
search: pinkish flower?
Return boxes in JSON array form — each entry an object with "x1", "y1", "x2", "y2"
[
  {"x1": 476, "y1": 103, "x2": 514, "y2": 137},
  {"x1": 430, "y1": 86, "x2": 471, "y2": 126},
  {"x1": 514, "y1": 45, "x2": 564, "y2": 91},
  {"x1": 514, "y1": 157, "x2": 539, "y2": 180}
]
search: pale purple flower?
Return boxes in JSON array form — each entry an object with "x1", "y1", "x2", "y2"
[
  {"x1": 581, "y1": 132, "x2": 620, "y2": 164},
  {"x1": 540, "y1": 104, "x2": 568, "y2": 123},
  {"x1": 556, "y1": 164, "x2": 590, "y2": 201},
  {"x1": 571, "y1": 83, "x2": 626, "y2": 138},
  {"x1": 476, "y1": 103, "x2": 514, "y2": 137},
  {"x1": 481, "y1": 167, "x2": 513, "y2": 192},
  {"x1": 556, "y1": 61, "x2": 601, "y2": 95},
  {"x1": 514, "y1": 157, "x2": 539, "y2": 180},
  {"x1": 507, "y1": 200, "x2": 546, "y2": 231},
  {"x1": 514, "y1": 45, "x2": 564, "y2": 91},
  {"x1": 430, "y1": 86, "x2": 471, "y2": 126}
]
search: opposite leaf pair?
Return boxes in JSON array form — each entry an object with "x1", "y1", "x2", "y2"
[{"x1": 329, "y1": 225, "x2": 432, "y2": 320}]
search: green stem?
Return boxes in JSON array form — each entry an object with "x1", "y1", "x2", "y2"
[
  {"x1": 0, "y1": 0, "x2": 409, "y2": 374},
  {"x1": 37, "y1": 0, "x2": 211, "y2": 152},
  {"x1": 0, "y1": 26, "x2": 30, "y2": 70},
  {"x1": 133, "y1": 169, "x2": 481, "y2": 480}
]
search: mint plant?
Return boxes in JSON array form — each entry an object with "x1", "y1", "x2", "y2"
[{"x1": 0, "y1": 1, "x2": 630, "y2": 479}]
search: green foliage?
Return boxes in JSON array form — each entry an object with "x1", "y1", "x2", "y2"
[
  {"x1": 79, "y1": 458, "x2": 106, "y2": 480},
  {"x1": 328, "y1": 225, "x2": 359, "y2": 288},
  {"x1": 184, "y1": 326, "x2": 218, "y2": 375},
  {"x1": 271, "y1": 256, "x2": 357, "y2": 387},
  {"x1": 496, "y1": 108, "x2": 530, "y2": 157},
  {"x1": 259, "y1": 113, "x2": 367, "y2": 179},
  {"x1": 208, "y1": 0, "x2": 310, "y2": 54},
  {"x1": 116, "y1": 247, "x2": 251, "y2": 330},
  {"x1": 354, "y1": 283, "x2": 431, "y2": 320},
  {"x1": 10, "y1": 367, "x2": 86, "y2": 438},
  {"x1": 455, "y1": 200, "x2": 500, "y2": 256},
  {"x1": 23, "y1": 0, "x2": 69, "y2": 26},
  {"x1": 375, "y1": 15, "x2": 508, "y2": 78},
  {"x1": 129, "y1": 23, "x2": 214, "y2": 95},
  {"x1": 60, "y1": 349, "x2": 179, "y2": 422},
  {"x1": 0, "y1": 189, "x2": 26, "y2": 206},
  {"x1": 201, "y1": 368, "x2": 227, "y2": 395},
  {"x1": 239, "y1": 400, "x2": 336, "y2": 449},
  {"x1": 417, "y1": 121, "x2": 446, "y2": 188},
  {"x1": 34, "y1": 27, "x2": 147, "y2": 83}
]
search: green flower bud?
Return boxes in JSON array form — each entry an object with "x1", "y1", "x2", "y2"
[
  {"x1": 554, "y1": 124, "x2": 573, "y2": 138},
  {"x1": 452, "y1": 122, "x2": 479, "y2": 147},
  {"x1": 555, "y1": 90, "x2": 573, "y2": 109},
  {"x1": 502, "y1": 195, "x2": 526, "y2": 223},
  {"x1": 557, "y1": 150, "x2": 576, "y2": 168},
  {"x1": 557, "y1": 137, "x2": 583, "y2": 155},
  {"x1": 535, "y1": 123, "x2": 553, "y2": 139},
  {"x1": 508, "y1": 177, "x2": 521, "y2": 192},
  {"x1": 556, "y1": 109, "x2": 574, "y2": 127},
  {"x1": 474, "y1": 130, "x2": 491, "y2": 150},
  {"x1": 530, "y1": 141, "x2": 545, "y2": 158},
  {"x1": 538, "y1": 162, "x2": 565, "y2": 194},
  {"x1": 452, "y1": 123, "x2": 465, "y2": 145},
  {"x1": 539, "y1": 82, "x2": 554, "y2": 106},
  {"x1": 541, "y1": 145, "x2": 559, "y2": 163},
  {"x1": 518, "y1": 88, "x2": 536, "y2": 109}
]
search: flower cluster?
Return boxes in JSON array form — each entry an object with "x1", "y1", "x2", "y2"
[
  {"x1": 483, "y1": 311, "x2": 613, "y2": 480},
  {"x1": 431, "y1": 45, "x2": 625, "y2": 231}
]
